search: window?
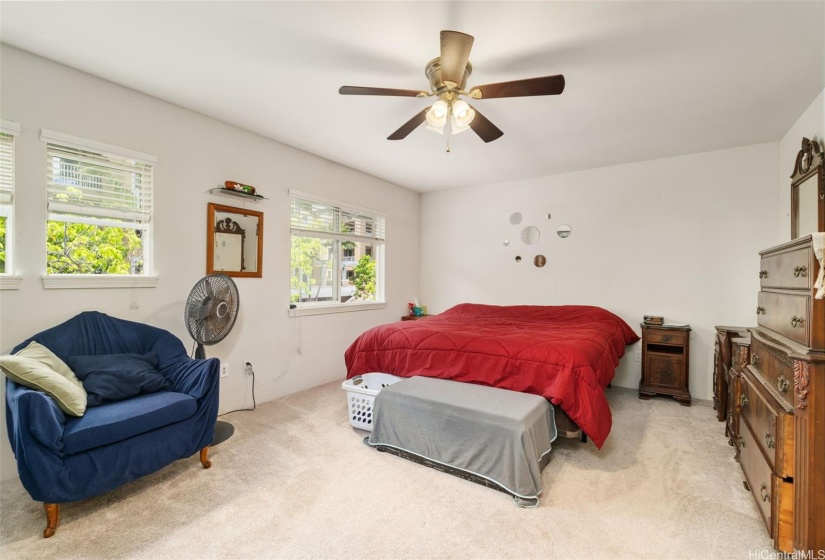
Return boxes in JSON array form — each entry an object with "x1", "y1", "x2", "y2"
[
  {"x1": 0, "y1": 120, "x2": 20, "y2": 277},
  {"x1": 42, "y1": 130, "x2": 156, "y2": 276},
  {"x1": 290, "y1": 190, "x2": 385, "y2": 311}
]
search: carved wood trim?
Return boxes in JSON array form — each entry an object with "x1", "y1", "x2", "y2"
[
  {"x1": 792, "y1": 137, "x2": 823, "y2": 178},
  {"x1": 794, "y1": 360, "x2": 811, "y2": 410}
]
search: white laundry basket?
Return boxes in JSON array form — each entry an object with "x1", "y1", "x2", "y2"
[{"x1": 341, "y1": 373, "x2": 403, "y2": 431}]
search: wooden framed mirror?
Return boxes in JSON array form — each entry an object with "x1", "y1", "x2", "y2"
[
  {"x1": 790, "y1": 137, "x2": 824, "y2": 239},
  {"x1": 207, "y1": 203, "x2": 263, "y2": 278}
]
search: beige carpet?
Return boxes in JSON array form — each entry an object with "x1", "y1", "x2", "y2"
[{"x1": 0, "y1": 383, "x2": 772, "y2": 559}]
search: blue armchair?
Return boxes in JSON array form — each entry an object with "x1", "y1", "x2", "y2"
[{"x1": 4, "y1": 311, "x2": 219, "y2": 537}]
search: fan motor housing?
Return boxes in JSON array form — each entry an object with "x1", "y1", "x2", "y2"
[{"x1": 426, "y1": 57, "x2": 473, "y2": 91}]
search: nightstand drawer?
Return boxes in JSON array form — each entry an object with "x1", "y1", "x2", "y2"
[{"x1": 643, "y1": 330, "x2": 688, "y2": 346}]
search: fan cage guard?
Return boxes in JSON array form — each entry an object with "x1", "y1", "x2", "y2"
[{"x1": 185, "y1": 274, "x2": 240, "y2": 347}]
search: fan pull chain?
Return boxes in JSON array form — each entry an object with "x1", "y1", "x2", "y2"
[{"x1": 445, "y1": 105, "x2": 452, "y2": 153}]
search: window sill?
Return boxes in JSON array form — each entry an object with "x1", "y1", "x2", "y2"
[
  {"x1": 0, "y1": 276, "x2": 23, "y2": 290},
  {"x1": 42, "y1": 275, "x2": 159, "y2": 290},
  {"x1": 288, "y1": 302, "x2": 387, "y2": 317}
]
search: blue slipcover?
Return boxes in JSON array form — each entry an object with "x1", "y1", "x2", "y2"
[{"x1": 5, "y1": 311, "x2": 219, "y2": 504}]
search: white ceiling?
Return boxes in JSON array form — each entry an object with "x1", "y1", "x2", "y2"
[{"x1": 1, "y1": 1, "x2": 823, "y2": 192}]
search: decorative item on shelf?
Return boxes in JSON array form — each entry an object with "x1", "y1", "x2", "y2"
[
  {"x1": 207, "y1": 181, "x2": 266, "y2": 202},
  {"x1": 643, "y1": 315, "x2": 664, "y2": 326},
  {"x1": 224, "y1": 180, "x2": 256, "y2": 195}
]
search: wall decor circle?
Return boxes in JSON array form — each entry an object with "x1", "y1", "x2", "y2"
[
  {"x1": 515, "y1": 255, "x2": 522, "y2": 262},
  {"x1": 557, "y1": 225, "x2": 572, "y2": 238},
  {"x1": 534, "y1": 255, "x2": 547, "y2": 267},
  {"x1": 503, "y1": 240, "x2": 510, "y2": 247},
  {"x1": 509, "y1": 212, "x2": 523, "y2": 225},
  {"x1": 520, "y1": 226, "x2": 540, "y2": 245}
]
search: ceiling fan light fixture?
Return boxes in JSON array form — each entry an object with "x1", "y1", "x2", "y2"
[
  {"x1": 425, "y1": 123, "x2": 445, "y2": 135},
  {"x1": 452, "y1": 99, "x2": 475, "y2": 126},
  {"x1": 426, "y1": 99, "x2": 449, "y2": 127},
  {"x1": 450, "y1": 114, "x2": 471, "y2": 135}
]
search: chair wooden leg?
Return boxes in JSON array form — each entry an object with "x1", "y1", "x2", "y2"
[
  {"x1": 43, "y1": 503, "x2": 59, "y2": 538},
  {"x1": 199, "y1": 446, "x2": 212, "y2": 469}
]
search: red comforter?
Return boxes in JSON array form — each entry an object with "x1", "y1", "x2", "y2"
[{"x1": 345, "y1": 303, "x2": 639, "y2": 448}]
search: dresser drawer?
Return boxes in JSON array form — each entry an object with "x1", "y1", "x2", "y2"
[
  {"x1": 759, "y1": 244, "x2": 812, "y2": 290},
  {"x1": 773, "y1": 476, "x2": 794, "y2": 553},
  {"x1": 757, "y1": 291, "x2": 810, "y2": 346},
  {"x1": 739, "y1": 420, "x2": 773, "y2": 535},
  {"x1": 749, "y1": 339, "x2": 794, "y2": 406},
  {"x1": 740, "y1": 367, "x2": 794, "y2": 478}
]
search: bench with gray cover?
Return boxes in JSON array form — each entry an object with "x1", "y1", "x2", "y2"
[{"x1": 365, "y1": 376, "x2": 557, "y2": 507}]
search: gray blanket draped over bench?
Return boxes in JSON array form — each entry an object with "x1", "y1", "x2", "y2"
[{"x1": 366, "y1": 377, "x2": 557, "y2": 506}]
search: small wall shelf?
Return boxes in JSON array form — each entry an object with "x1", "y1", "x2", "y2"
[{"x1": 207, "y1": 188, "x2": 267, "y2": 202}]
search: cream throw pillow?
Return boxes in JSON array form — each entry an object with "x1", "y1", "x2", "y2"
[{"x1": 0, "y1": 341, "x2": 87, "y2": 416}]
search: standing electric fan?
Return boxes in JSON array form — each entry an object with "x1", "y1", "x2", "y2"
[{"x1": 185, "y1": 273, "x2": 240, "y2": 445}]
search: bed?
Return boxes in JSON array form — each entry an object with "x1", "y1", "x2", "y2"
[{"x1": 344, "y1": 303, "x2": 640, "y2": 448}]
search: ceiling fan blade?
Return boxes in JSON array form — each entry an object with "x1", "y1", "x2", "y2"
[
  {"x1": 387, "y1": 108, "x2": 429, "y2": 140},
  {"x1": 470, "y1": 75, "x2": 565, "y2": 99},
  {"x1": 440, "y1": 30, "x2": 474, "y2": 87},
  {"x1": 339, "y1": 86, "x2": 426, "y2": 97},
  {"x1": 467, "y1": 105, "x2": 504, "y2": 143}
]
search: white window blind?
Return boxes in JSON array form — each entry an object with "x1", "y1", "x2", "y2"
[
  {"x1": 45, "y1": 143, "x2": 154, "y2": 224},
  {"x1": 289, "y1": 191, "x2": 385, "y2": 242},
  {"x1": 0, "y1": 133, "x2": 14, "y2": 205}
]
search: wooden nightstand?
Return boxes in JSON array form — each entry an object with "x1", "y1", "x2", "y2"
[
  {"x1": 639, "y1": 324, "x2": 691, "y2": 406},
  {"x1": 401, "y1": 315, "x2": 429, "y2": 321}
]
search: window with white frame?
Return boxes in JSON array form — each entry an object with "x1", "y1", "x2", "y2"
[
  {"x1": 0, "y1": 121, "x2": 20, "y2": 276},
  {"x1": 42, "y1": 130, "x2": 156, "y2": 275},
  {"x1": 290, "y1": 190, "x2": 385, "y2": 308}
]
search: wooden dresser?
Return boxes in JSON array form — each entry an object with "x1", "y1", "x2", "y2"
[
  {"x1": 714, "y1": 326, "x2": 750, "y2": 423},
  {"x1": 728, "y1": 335, "x2": 751, "y2": 455},
  {"x1": 740, "y1": 234, "x2": 824, "y2": 554}
]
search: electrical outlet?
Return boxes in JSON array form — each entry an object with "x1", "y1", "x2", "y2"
[
  {"x1": 243, "y1": 360, "x2": 253, "y2": 375},
  {"x1": 634, "y1": 350, "x2": 642, "y2": 362},
  {"x1": 220, "y1": 364, "x2": 228, "y2": 378},
  {"x1": 129, "y1": 302, "x2": 139, "y2": 310}
]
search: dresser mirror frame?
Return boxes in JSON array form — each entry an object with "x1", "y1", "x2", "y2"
[
  {"x1": 207, "y1": 202, "x2": 264, "y2": 278},
  {"x1": 790, "y1": 137, "x2": 824, "y2": 239}
]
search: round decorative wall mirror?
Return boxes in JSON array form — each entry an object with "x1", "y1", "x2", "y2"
[
  {"x1": 509, "y1": 212, "x2": 523, "y2": 225},
  {"x1": 534, "y1": 255, "x2": 547, "y2": 267},
  {"x1": 557, "y1": 225, "x2": 572, "y2": 239},
  {"x1": 520, "y1": 226, "x2": 540, "y2": 245}
]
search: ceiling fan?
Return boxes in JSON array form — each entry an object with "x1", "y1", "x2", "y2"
[{"x1": 339, "y1": 30, "x2": 565, "y2": 151}]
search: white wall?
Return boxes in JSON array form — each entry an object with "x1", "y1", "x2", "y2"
[
  {"x1": 0, "y1": 45, "x2": 420, "y2": 481},
  {"x1": 778, "y1": 88, "x2": 824, "y2": 240},
  {"x1": 420, "y1": 143, "x2": 780, "y2": 402}
]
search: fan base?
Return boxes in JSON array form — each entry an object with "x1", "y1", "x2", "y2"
[{"x1": 211, "y1": 420, "x2": 235, "y2": 446}]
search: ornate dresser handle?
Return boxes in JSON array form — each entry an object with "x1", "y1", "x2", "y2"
[
  {"x1": 760, "y1": 483, "x2": 770, "y2": 502},
  {"x1": 793, "y1": 266, "x2": 807, "y2": 277},
  {"x1": 751, "y1": 354, "x2": 759, "y2": 366},
  {"x1": 756, "y1": 306, "x2": 765, "y2": 315},
  {"x1": 777, "y1": 375, "x2": 789, "y2": 393},
  {"x1": 759, "y1": 270, "x2": 768, "y2": 279},
  {"x1": 738, "y1": 436, "x2": 745, "y2": 448},
  {"x1": 739, "y1": 394, "x2": 749, "y2": 407},
  {"x1": 791, "y1": 316, "x2": 805, "y2": 328},
  {"x1": 764, "y1": 432, "x2": 775, "y2": 449}
]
